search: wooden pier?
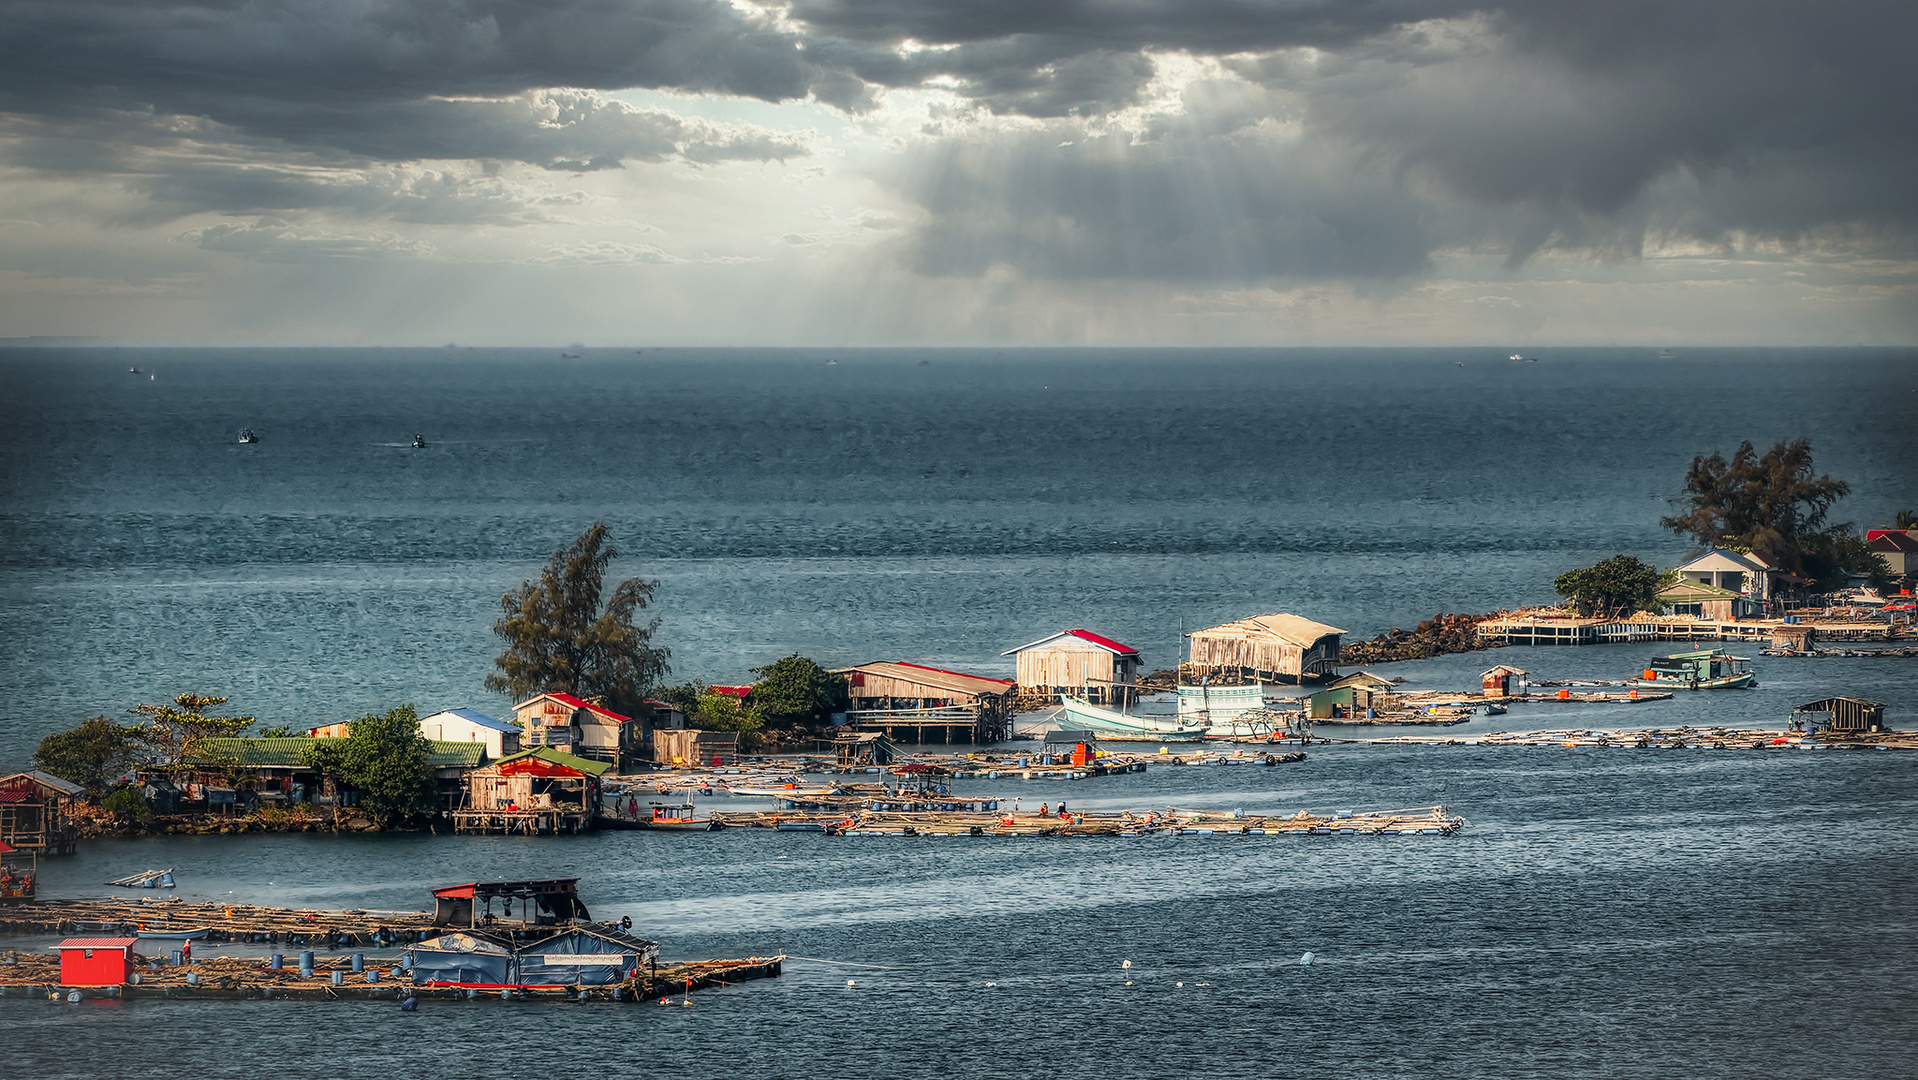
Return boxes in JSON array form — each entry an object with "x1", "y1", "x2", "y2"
[
  {"x1": 450, "y1": 808, "x2": 593, "y2": 835},
  {"x1": 1478, "y1": 613, "x2": 1910, "y2": 647}
]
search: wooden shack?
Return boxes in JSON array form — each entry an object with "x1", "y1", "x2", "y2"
[
  {"x1": 833, "y1": 731, "x2": 895, "y2": 767},
  {"x1": 1792, "y1": 696, "x2": 1887, "y2": 733},
  {"x1": 1186, "y1": 614, "x2": 1345, "y2": 684},
  {"x1": 454, "y1": 748, "x2": 610, "y2": 834},
  {"x1": 56, "y1": 937, "x2": 137, "y2": 986},
  {"x1": 1481, "y1": 665, "x2": 1528, "y2": 698},
  {"x1": 0, "y1": 771, "x2": 81, "y2": 856},
  {"x1": 651, "y1": 729, "x2": 739, "y2": 768},
  {"x1": 512, "y1": 692, "x2": 640, "y2": 766},
  {"x1": 1002, "y1": 628, "x2": 1142, "y2": 705},
  {"x1": 1657, "y1": 579, "x2": 1757, "y2": 620},
  {"x1": 834, "y1": 661, "x2": 1016, "y2": 744}
]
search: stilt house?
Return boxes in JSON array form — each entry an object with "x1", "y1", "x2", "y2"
[
  {"x1": 1002, "y1": 628, "x2": 1142, "y2": 705},
  {"x1": 1186, "y1": 614, "x2": 1345, "y2": 684}
]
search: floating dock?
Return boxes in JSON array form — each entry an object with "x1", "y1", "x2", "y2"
[
  {"x1": 711, "y1": 804, "x2": 1463, "y2": 837},
  {"x1": 0, "y1": 897, "x2": 438, "y2": 945},
  {"x1": 0, "y1": 950, "x2": 781, "y2": 1002}
]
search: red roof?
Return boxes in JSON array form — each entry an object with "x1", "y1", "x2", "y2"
[
  {"x1": 1066, "y1": 628, "x2": 1139, "y2": 655},
  {"x1": 708, "y1": 685, "x2": 753, "y2": 699},
  {"x1": 895, "y1": 661, "x2": 1014, "y2": 686},
  {"x1": 520, "y1": 692, "x2": 630, "y2": 724},
  {"x1": 56, "y1": 938, "x2": 138, "y2": 950}
]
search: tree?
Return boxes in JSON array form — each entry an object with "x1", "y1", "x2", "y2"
[
  {"x1": 303, "y1": 705, "x2": 437, "y2": 822},
  {"x1": 1895, "y1": 509, "x2": 1917, "y2": 529},
  {"x1": 102, "y1": 787, "x2": 150, "y2": 823},
  {"x1": 749, "y1": 655, "x2": 849, "y2": 724},
  {"x1": 1553, "y1": 555, "x2": 1665, "y2": 619},
  {"x1": 33, "y1": 716, "x2": 141, "y2": 797},
  {"x1": 1660, "y1": 438, "x2": 1849, "y2": 577},
  {"x1": 130, "y1": 693, "x2": 255, "y2": 773},
  {"x1": 486, "y1": 522, "x2": 670, "y2": 718},
  {"x1": 687, "y1": 693, "x2": 766, "y2": 749}
]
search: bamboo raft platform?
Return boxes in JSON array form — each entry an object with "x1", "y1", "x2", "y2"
[
  {"x1": 0, "y1": 897, "x2": 440, "y2": 945},
  {"x1": 0, "y1": 950, "x2": 782, "y2": 1002},
  {"x1": 712, "y1": 804, "x2": 1463, "y2": 837},
  {"x1": 1367, "y1": 727, "x2": 1918, "y2": 751}
]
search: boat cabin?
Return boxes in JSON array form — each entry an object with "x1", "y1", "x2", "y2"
[
  {"x1": 650, "y1": 803, "x2": 700, "y2": 825},
  {"x1": 431, "y1": 878, "x2": 591, "y2": 928}
]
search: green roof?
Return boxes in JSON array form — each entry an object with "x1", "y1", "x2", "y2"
[
  {"x1": 1658, "y1": 579, "x2": 1740, "y2": 601},
  {"x1": 185, "y1": 737, "x2": 486, "y2": 769},
  {"x1": 486, "y1": 746, "x2": 614, "y2": 777}
]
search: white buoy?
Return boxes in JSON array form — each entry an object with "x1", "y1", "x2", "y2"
[
  {"x1": 985, "y1": 982, "x2": 996, "y2": 988},
  {"x1": 846, "y1": 979, "x2": 855, "y2": 987},
  {"x1": 1176, "y1": 981, "x2": 1184, "y2": 988},
  {"x1": 1299, "y1": 951, "x2": 1315, "y2": 966},
  {"x1": 1121, "y1": 959, "x2": 1132, "y2": 969}
]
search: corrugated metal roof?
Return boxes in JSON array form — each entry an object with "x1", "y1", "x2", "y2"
[
  {"x1": 1002, "y1": 628, "x2": 1140, "y2": 657},
  {"x1": 835, "y1": 661, "x2": 1014, "y2": 697},
  {"x1": 186, "y1": 737, "x2": 485, "y2": 768},
  {"x1": 1659, "y1": 579, "x2": 1740, "y2": 600},
  {"x1": 56, "y1": 938, "x2": 138, "y2": 949},
  {"x1": 423, "y1": 708, "x2": 519, "y2": 733},
  {"x1": 1189, "y1": 613, "x2": 1346, "y2": 648},
  {"x1": 484, "y1": 746, "x2": 614, "y2": 776},
  {"x1": 515, "y1": 693, "x2": 630, "y2": 724}
]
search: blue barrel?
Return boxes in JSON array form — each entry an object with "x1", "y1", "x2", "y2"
[
  {"x1": 269, "y1": 953, "x2": 283, "y2": 971},
  {"x1": 184, "y1": 972, "x2": 199, "y2": 986},
  {"x1": 350, "y1": 953, "x2": 364, "y2": 973},
  {"x1": 298, "y1": 951, "x2": 314, "y2": 977},
  {"x1": 330, "y1": 970, "x2": 344, "y2": 987},
  {"x1": 365, "y1": 970, "x2": 379, "y2": 984},
  {"x1": 170, "y1": 950, "x2": 183, "y2": 967}
]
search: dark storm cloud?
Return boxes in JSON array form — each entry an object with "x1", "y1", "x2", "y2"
[
  {"x1": 897, "y1": 119, "x2": 1432, "y2": 281},
  {"x1": 2, "y1": 0, "x2": 1911, "y2": 279}
]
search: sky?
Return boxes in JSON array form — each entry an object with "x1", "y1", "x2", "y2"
[{"x1": 1, "y1": 1, "x2": 1914, "y2": 346}]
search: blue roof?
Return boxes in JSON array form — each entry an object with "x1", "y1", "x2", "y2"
[{"x1": 426, "y1": 707, "x2": 518, "y2": 733}]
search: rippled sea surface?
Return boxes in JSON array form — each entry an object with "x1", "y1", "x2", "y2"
[{"x1": 3, "y1": 347, "x2": 1916, "y2": 1077}]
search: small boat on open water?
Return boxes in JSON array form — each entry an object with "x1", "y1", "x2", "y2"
[
  {"x1": 1631, "y1": 648, "x2": 1756, "y2": 690},
  {"x1": 637, "y1": 803, "x2": 722, "y2": 832}
]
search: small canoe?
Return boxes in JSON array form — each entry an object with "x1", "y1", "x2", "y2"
[{"x1": 135, "y1": 927, "x2": 211, "y2": 940}]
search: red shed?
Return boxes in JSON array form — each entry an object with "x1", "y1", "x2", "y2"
[{"x1": 56, "y1": 937, "x2": 137, "y2": 986}]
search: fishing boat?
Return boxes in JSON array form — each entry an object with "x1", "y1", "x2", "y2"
[
  {"x1": 412, "y1": 433, "x2": 427, "y2": 449},
  {"x1": 134, "y1": 926, "x2": 211, "y2": 940},
  {"x1": 237, "y1": 428, "x2": 260, "y2": 444},
  {"x1": 637, "y1": 803, "x2": 721, "y2": 832},
  {"x1": 1173, "y1": 683, "x2": 1296, "y2": 738},
  {"x1": 1631, "y1": 648, "x2": 1756, "y2": 690},
  {"x1": 1058, "y1": 696, "x2": 1211, "y2": 740},
  {"x1": 108, "y1": 868, "x2": 176, "y2": 889},
  {"x1": 728, "y1": 781, "x2": 838, "y2": 798}
]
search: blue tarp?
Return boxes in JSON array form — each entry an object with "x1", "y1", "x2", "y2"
[
  {"x1": 514, "y1": 928, "x2": 651, "y2": 987},
  {"x1": 406, "y1": 933, "x2": 513, "y2": 987}
]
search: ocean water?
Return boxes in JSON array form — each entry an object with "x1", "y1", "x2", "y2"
[
  {"x1": 3, "y1": 346, "x2": 1914, "y2": 749},
  {"x1": 3, "y1": 346, "x2": 1917, "y2": 1077}
]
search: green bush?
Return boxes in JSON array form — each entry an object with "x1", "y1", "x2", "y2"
[{"x1": 103, "y1": 787, "x2": 151, "y2": 821}]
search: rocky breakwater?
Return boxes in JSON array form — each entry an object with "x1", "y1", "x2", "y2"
[{"x1": 1339, "y1": 612, "x2": 1507, "y2": 665}]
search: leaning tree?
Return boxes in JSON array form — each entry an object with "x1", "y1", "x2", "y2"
[{"x1": 485, "y1": 522, "x2": 670, "y2": 718}]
